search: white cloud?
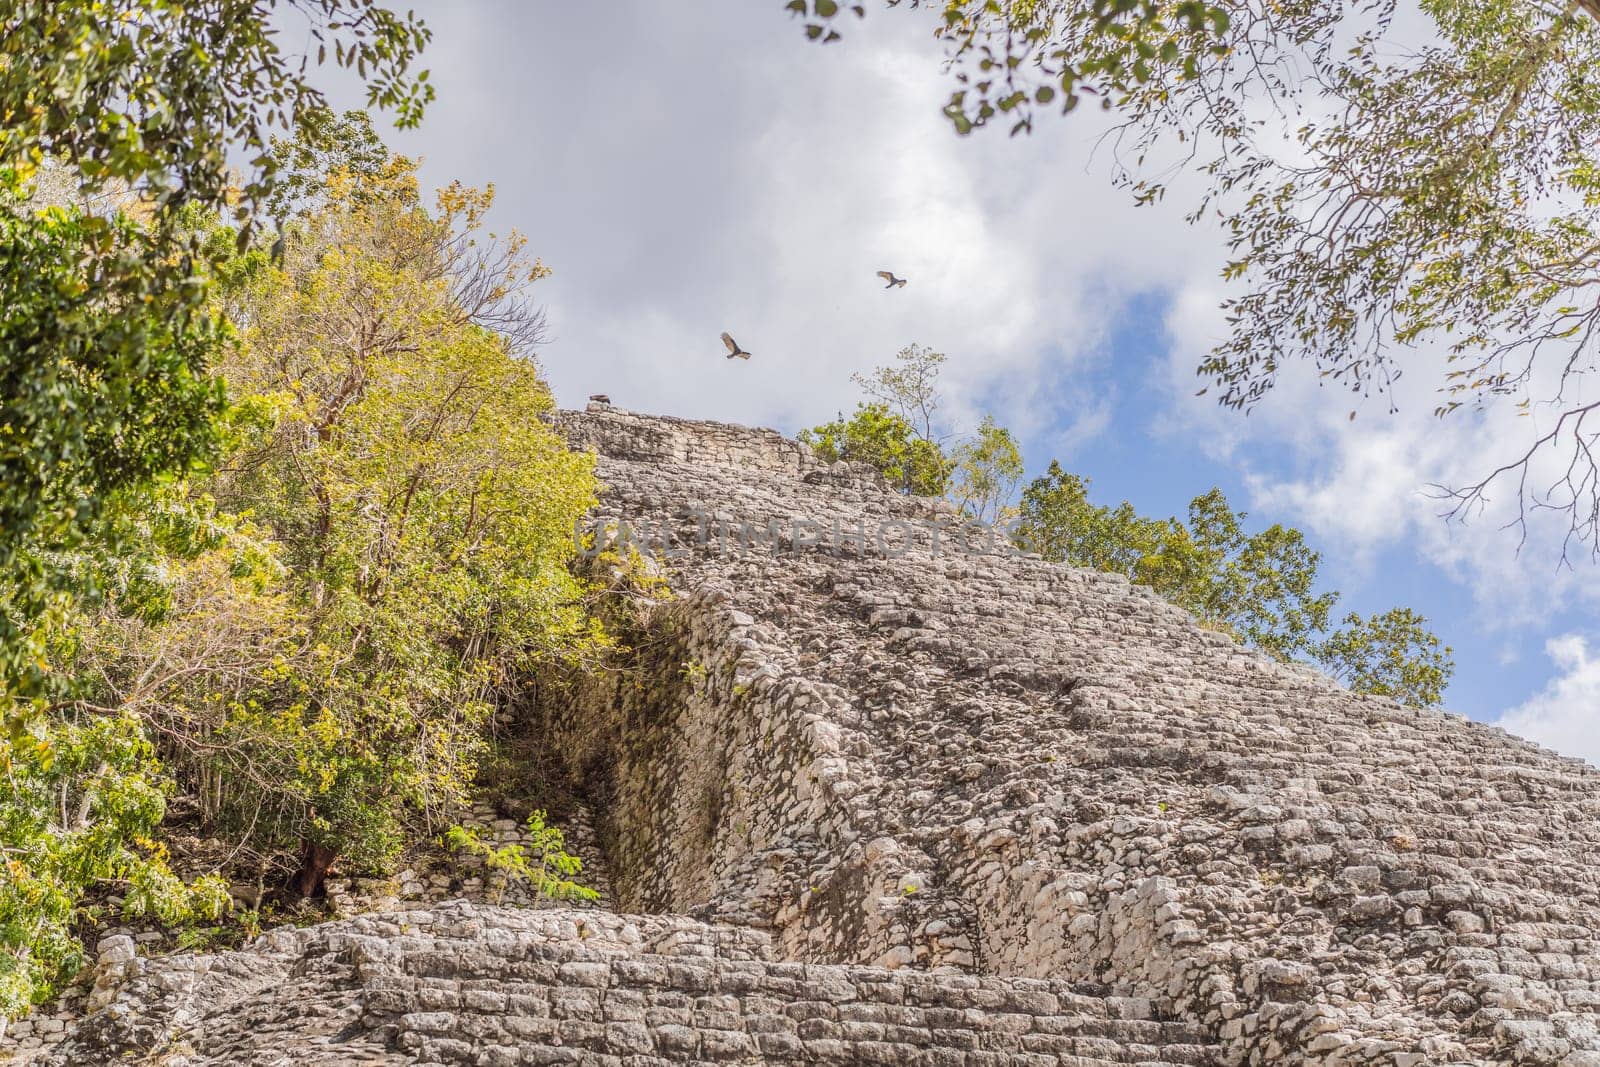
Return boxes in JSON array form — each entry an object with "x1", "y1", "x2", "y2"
[
  {"x1": 1496, "y1": 635, "x2": 1600, "y2": 765},
  {"x1": 1153, "y1": 274, "x2": 1600, "y2": 626},
  {"x1": 344, "y1": 1, "x2": 1597, "y2": 674},
  {"x1": 370, "y1": 1, "x2": 1218, "y2": 441}
]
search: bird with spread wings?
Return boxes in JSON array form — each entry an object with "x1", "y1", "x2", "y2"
[{"x1": 721, "y1": 332, "x2": 751, "y2": 360}]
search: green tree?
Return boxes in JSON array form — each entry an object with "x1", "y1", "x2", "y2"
[
  {"x1": 194, "y1": 153, "x2": 603, "y2": 896},
  {"x1": 807, "y1": 347, "x2": 1025, "y2": 515},
  {"x1": 1173, "y1": 489, "x2": 1335, "y2": 661},
  {"x1": 263, "y1": 109, "x2": 395, "y2": 221},
  {"x1": 1, "y1": 2, "x2": 434, "y2": 726},
  {"x1": 1318, "y1": 609, "x2": 1455, "y2": 709},
  {"x1": 795, "y1": 0, "x2": 1600, "y2": 558},
  {"x1": 852, "y1": 344, "x2": 948, "y2": 445},
  {"x1": 0, "y1": 187, "x2": 226, "y2": 715},
  {"x1": 1014, "y1": 460, "x2": 1174, "y2": 575},
  {"x1": 1015, "y1": 463, "x2": 1454, "y2": 703},
  {"x1": 0, "y1": 708, "x2": 230, "y2": 1017},
  {"x1": 0, "y1": 485, "x2": 242, "y2": 1017},
  {"x1": 1, "y1": 4, "x2": 433, "y2": 1017},
  {"x1": 1, "y1": 2, "x2": 432, "y2": 220},
  {"x1": 949, "y1": 415, "x2": 1024, "y2": 523},
  {"x1": 802, "y1": 403, "x2": 954, "y2": 495}
]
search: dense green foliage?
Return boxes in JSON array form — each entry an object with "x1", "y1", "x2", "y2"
[
  {"x1": 1, "y1": 1, "x2": 437, "y2": 1019},
  {"x1": 192, "y1": 154, "x2": 604, "y2": 890},
  {"x1": 1318, "y1": 608, "x2": 1455, "y2": 710},
  {"x1": 0, "y1": 147, "x2": 605, "y2": 1015},
  {"x1": 796, "y1": 0, "x2": 1600, "y2": 558},
  {"x1": 802, "y1": 403, "x2": 954, "y2": 495},
  {"x1": 1, "y1": 1, "x2": 432, "y2": 720},
  {"x1": 949, "y1": 416, "x2": 1024, "y2": 523},
  {"x1": 1, "y1": 1, "x2": 431, "y2": 219},
  {"x1": 0, "y1": 182, "x2": 224, "y2": 713},
  {"x1": 0, "y1": 705, "x2": 231, "y2": 1015},
  {"x1": 1015, "y1": 462, "x2": 1455, "y2": 705}
]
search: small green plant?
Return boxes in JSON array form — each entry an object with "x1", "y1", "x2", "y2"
[
  {"x1": 176, "y1": 925, "x2": 224, "y2": 952},
  {"x1": 121, "y1": 866, "x2": 232, "y2": 927},
  {"x1": 442, "y1": 810, "x2": 599, "y2": 904},
  {"x1": 680, "y1": 660, "x2": 709, "y2": 686}
]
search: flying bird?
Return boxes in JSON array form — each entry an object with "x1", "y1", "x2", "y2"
[
  {"x1": 722, "y1": 332, "x2": 751, "y2": 360},
  {"x1": 877, "y1": 270, "x2": 908, "y2": 289}
]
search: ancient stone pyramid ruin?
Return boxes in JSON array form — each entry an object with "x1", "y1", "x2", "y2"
[{"x1": 34, "y1": 405, "x2": 1600, "y2": 1065}]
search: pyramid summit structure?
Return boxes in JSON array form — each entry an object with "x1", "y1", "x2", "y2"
[{"x1": 30, "y1": 405, "x2": 1600, "y2": 1066}]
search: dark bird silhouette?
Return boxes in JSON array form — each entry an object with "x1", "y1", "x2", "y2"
[
  {"x1": 722, "y1": 332, "x2": 752, "y2": 360},
  {"x1": 877, "y1": 270, "x2": 908, "y2": 289}
]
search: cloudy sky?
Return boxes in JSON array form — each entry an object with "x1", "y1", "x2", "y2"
[{"x1": 334, "y1": 1, "x2": 1600, "y2": 760}]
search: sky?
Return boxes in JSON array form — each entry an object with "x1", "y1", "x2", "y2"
[{"x1": 329, "y1": 1, "x2": 1600, "y2": 761}]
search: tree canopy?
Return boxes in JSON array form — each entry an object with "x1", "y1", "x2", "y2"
[
  {"x1": 949, "y1": 416, "x2": 1024, "y2": 523},
  {"x1": 793, "y1": 0, "x2": 1600, "y2": 560},
  {"x1": 0, "y1": 37, "x2": 613, "y2": 1010},
  {"x1": 1, "y1": 1, "x2": 434, "y2": 730},
  {"x1": 1015, "y1": 461, "x2": 1455, "y2": 705},
  {"x1": 802, "y1": 403, "x2": 955, "y2": 495},
  {"x1": 2, "y1": 139, "x2": 605, "y2": 1015},
  {"x1": 802, "y1": 345, "x2": 1024, "y2": 511}
]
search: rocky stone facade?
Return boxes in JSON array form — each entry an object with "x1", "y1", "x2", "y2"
[
  {"x1": 537, "y1": 405, "x2": 1600, "y2": 1064},
  {"x1": 15, "y1": 403, "x2": 1600, "y2": 1065},
  {"x1": 40, "y1": 901, "x2": 1216, "y2": 1065}
]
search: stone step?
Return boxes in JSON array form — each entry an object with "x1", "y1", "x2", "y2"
[{"x1": 40, "y1": 903, "x2": 1224, "y2": 1066}]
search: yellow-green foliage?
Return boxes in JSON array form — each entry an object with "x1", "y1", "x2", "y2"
[
  {"x1": 442, "y1": 811, "x2": 599, "y2": 903},
  {"x1": 27, "y1": 135, "x2": 610, "y2": 1015},
  {"x1": 174, "y1": 151, "x2": 609, "y2": 878}
]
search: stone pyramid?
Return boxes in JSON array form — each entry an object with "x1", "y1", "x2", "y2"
[{"x1": 36, "y1": 405, "x2": 1600, "y2": 1065}]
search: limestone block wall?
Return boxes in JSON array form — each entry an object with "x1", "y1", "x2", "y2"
[
  {"x1": 548, "y1": 407, "x2": 817, "y2": 477},
  {"x1": 531, "y1": 580, "x2": 978, "y2": 972}
]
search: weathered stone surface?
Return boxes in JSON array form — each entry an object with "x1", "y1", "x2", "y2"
[
  {"x1": 535, "y1": 405, "x2": 1600, "y2": 1064},
  {"x1": 14, "y1": 404, "x2": 1600, "y2": 1065},
  {"x1": 39, "y1": 902, "x2": 1214, "y2": 1065}
]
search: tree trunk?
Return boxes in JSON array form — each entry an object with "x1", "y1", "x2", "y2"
[{"x1": 290, "y1": 841, "x2": 339, "y2": 899}]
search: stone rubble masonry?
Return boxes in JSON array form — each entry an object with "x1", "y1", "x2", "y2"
[
  {"x1": 16, "y1": 403, "x2": 1600, "y2": 1065},
  {"x1": 39, "y1": 901, "x2": 1216, "y2": 1066}
]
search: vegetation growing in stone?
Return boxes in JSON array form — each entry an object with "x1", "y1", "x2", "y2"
[{"x1": 441, "y1": 812, "x2": 598, "y2": 904}]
